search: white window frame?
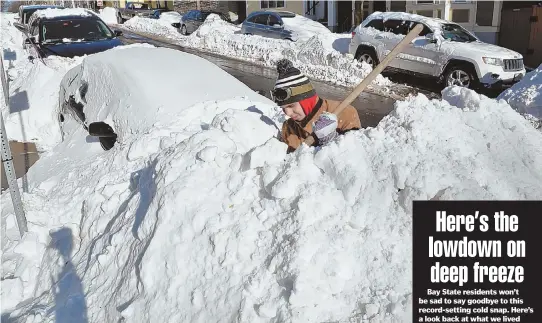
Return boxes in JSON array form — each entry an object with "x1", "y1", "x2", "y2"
[{"x1": 260, "y1": 0, "x2": 286, "y2": 10}]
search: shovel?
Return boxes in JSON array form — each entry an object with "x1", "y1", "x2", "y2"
[{"x1": 303, "y1": 23, "x2": 424, "y2": 147}]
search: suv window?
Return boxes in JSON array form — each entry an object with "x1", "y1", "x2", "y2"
[
  {"x1": 405, "y1": 21, "x2": 433, "y2": 36},
  {"x1": 268, "y1": 14, "x2": 280, "y2": 26},
  {"x1": 185, "y1": 11, "x2": 195, "y2": 19},
  {"x1": 253, "y1": 14, "x2": 269, "y2": 25},
  {"x1": 384, "y1": 19, "x2": 410, "y2": 35},
  {"x1": 366, "y1": 19, "x2": 384, "y2": 31}
]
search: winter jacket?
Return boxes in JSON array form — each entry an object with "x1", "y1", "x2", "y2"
[{"x1": 281, "y1": 98, "x2": 361, "y2": 153}]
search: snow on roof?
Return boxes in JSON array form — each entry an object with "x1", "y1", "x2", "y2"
[
  {"x1": 33, "y1": 8, "x2": 94, "y2": 19},
  {"x1": 363, "y1": 11, "x2": 452, "y2": 30},
  {"x1": 280, "y1": 14, "x2": 331, "y2": 42}
]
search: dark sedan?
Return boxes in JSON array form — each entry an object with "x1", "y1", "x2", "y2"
[
  {"x1": 24, "y1": 11, "x2": 124, "y2": 59},
  {"x1": 179, "y1": 10, "x2": 231, "y2": 35}
]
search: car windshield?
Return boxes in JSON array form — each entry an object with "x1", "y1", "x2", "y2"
[
  {"x1": 41, "y1": 19, "x2": 113, "y2": 43},
  {"x1": 441, "y1": 24, "x2": 477, "y2": 42}
]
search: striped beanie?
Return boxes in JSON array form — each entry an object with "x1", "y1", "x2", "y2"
[{"x1": 273, "y1": 59, "x2": 316, "y2": 105}]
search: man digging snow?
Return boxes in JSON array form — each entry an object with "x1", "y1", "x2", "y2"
[{"x1": 272, "y1": 59, "x2": 362, "y2": 153}]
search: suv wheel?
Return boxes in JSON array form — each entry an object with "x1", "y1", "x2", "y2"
[
  {"x1": 180, "y1": 25, "x2": 187, "y2": 35},
  {"x1": 444, "y1": 64, "x2": 477, "y2": 89},
  {"x1": 356, "y1": 49, "x2": 378, "y2": 69}
]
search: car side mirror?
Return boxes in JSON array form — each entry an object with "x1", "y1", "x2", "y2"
[
  {"x1": 14, "y1": 22, "x2": 26, "y2": 32},
  {"x1": 425, "y1": 33, "x2": 437, "y2": 43},
  {"x1": 89, "y1": 122, "x2": 117, "y2": 138},
  {"x1": 114, "y1": 30, "x2": 123, "y2": 36}
]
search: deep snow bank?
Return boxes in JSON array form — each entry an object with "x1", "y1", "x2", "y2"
[
  {"x1": 3, "y1": 82, "x2": 542, "y2": 323},
  {"x1": 123, "y1": 15, "x2": 180, "y2": 36},
  {"x1": 1, "y1": 13, "x2": 83, "y2": 150},
  {"x1": 124, "y1": 14, "x2": 391, "y2": 89},
  {"x1": 498, "y1": 64, "x2": 542, "y2": 122}
]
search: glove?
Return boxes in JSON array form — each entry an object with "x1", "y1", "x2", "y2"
[{"x1": 312, "y1": 112, "x2": 338, "y2": 146}]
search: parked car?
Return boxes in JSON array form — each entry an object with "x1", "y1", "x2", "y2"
[
  {"x1": 57, "y1": 46, "x2": 271, "y2": 150},
  {"x1": 13, "y1": 4, "x2": 64, "y2": 33},
  {"x1": 149, "y1": 9, "x2": 182, "y2": 28},
  {"x1": 349, "y1": 11, "x2": 526, "y2": 90},
  {"x1": 116, "y1": 2, "x2": 155, "y2": 24},
  {"x1": 240, "y1": 10, "x2": 330, "y2": 42},
  {"x1": 16, "y1": 4, "x2": 64, "y2": 25},
  {"x1": 23, "y1": 9, "x2": 124, "y2": 59},
  {"x1": 179, "y1": 10, "x2": 231, "y2": 35}
]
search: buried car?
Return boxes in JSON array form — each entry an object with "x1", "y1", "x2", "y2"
[
  {"x1": 24, "y1": 8, "x2": 123, "y2": 59},
  {"x1": 58, "y1": 45, "x2": 275, "y2": 150},
  {"x1": 241, "y1": 10, "x2": 330, "y2": 42}
]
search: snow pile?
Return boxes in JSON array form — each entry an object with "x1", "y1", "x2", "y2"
[
  {"x1": 3, "y1": 43, "x2": 542, "y2": 323},
  {"x1": 1, "y1": 13, "x2": 83, "y2": 150},
  {"x1": 159, "y1": 11, "x2": 182, "y2": 25},
  {"x1": 125, "y1": 14, "x2": 390, "y2": 88},
  {"x1": 124, "y1": 15, "x2": 181, "y2": 38},
  {"x1": 34, "y1": 8, "x2": 94, "y2": 19},
  {"x1": 498, "y1": 64, "x2": 542, "y2": 121},
  {"x1": 280, "y1": 14, "x2": 331, "y2": 42},
  {"x1": 98, "y1": 7, "x2": 118, "y2": 25}
]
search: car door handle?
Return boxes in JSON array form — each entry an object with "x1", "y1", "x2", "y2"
[{"x1": 375, "y1": 35, "x2": 383, "y2": 39}]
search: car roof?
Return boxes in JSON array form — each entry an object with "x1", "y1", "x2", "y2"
[
  {"x1": 249, "y1": 10, "x2": 296, "y2": 17},
  {"x1": 30, "y1": 8, "x2": 98, "y2": 21},
  {"x1": 21, "y1": 5, "x2": 63, "y2": 9},
  {"x1": 365, "y1": 11, "x2": 452, "y2": 28}
]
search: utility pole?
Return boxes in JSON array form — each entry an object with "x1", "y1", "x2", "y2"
[{"x1": 1, "y1": 56, "x2": 28, "y2": 238}]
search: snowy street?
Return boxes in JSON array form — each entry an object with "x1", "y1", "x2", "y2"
[
  {"x1": 117, "y1": 28, "x2": 401, "y2": 128},
  {"x1": 1, "y1": 6, "x2": 542, "y2": 323}
]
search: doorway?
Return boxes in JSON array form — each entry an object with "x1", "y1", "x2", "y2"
[
  {"x1": 337, "y1": 0, "x2": 352, "y2": 32},
  {"x1": 235, "y1": 1, "x2": 247, "y2": 23}
]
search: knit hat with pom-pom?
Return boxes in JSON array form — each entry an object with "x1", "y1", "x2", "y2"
[{"x1": 272, "y1": 59, "x2": 316, "y2": 105}]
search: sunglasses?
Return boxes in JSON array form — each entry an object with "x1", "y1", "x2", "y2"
[{"x1": 270, "y1": 83, "x2": 314, "y2": 102}]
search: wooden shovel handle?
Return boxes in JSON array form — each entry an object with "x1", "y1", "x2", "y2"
[{"x1": 303, "y1": 23, "x2": 424, "y2": 147}]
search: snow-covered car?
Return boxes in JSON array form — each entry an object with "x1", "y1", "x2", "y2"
[
  {"x1": 24, "y1": 8, "x2": 123, "y2": 59},
  {"x1": 349, "y1": 11, "x2": 526, "y2": 90},
  {"x1": 149, "y1": 9, "x2": 182, "y2": 28},
  {"x1": 179, "y1": 10, "x2": 231, "y2": 35},
  {"x1": 241, "y1": 10, "x2": 330, "y2": 42},
  {"x1": 58, "y1": 45, "x2": 273, "y2": 150}
]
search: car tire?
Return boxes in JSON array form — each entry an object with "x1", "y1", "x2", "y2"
[
  {"x1": 99, "y1": 137, "x2": 116, "y2": 151},
  {"x1": 356, "y1": 48, "x2": 378, "y2": 69},
  {"x1": 181, "y1": 25, "x2": 187, "y2": 35},
  {"x1": 117, "y1": 14, "x2": 124, "y2": 24},
  {"x1": 443, "y1": 63, "x2": 478, "y2": 89}
]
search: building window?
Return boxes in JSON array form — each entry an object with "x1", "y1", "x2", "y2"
[
  {"x1": 417, "y1": 0, "x2": 435, "y2": 4},
  {"x1": 475, "y1": 1, "x2": 494, "y2": 26},
  {"x1": 451, "y1": 9, "x2": 469, "y2": 23},
  {"x1": 436, "y1": 9, "x2": 442, "y2": 18},
  {"x1": 261, "y1": 1, "x2": 285, "y2": 9}
]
